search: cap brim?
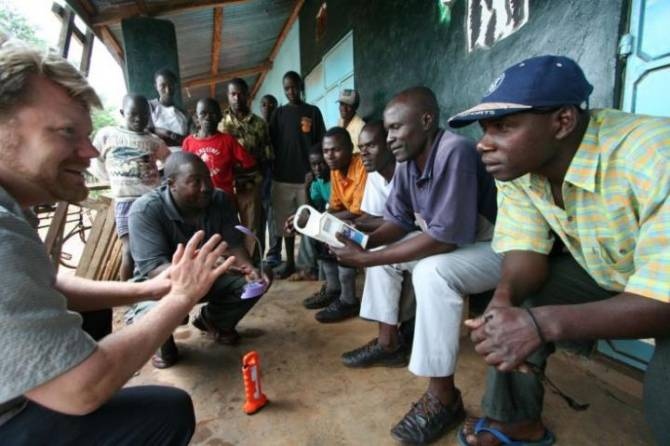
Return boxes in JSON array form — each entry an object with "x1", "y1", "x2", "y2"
[{"x1": 447, "y1": 102, "x2": 533, "y2": 128}]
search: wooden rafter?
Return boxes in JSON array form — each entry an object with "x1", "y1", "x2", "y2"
[
  {"x1": 183, "y1": 63, "x2": 271, "y2": 89},
  {"x1": 91, "y1": 0, "x2": 247, "y2": 27},
  {"x1": 250, "y1": 0, "x2": 305, "y2": 100},
  {"x1": 210, "y1": 7, "x2": 223, "y2": 98},
  {"x1": 63, "y1": 0, "x2": 125, "y2": 66}
]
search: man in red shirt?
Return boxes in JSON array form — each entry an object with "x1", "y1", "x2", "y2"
[{"x1": 183, "y1": 98, "x2": 256, "y2": 195}]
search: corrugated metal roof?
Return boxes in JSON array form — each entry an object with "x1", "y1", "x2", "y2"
[{"x1": 81, "y1": 0, "x2": 297, "y2": 109}]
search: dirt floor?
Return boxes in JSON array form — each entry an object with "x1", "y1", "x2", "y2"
[{"x1": 121, "y1": 277, "x2": 655, "y2": 446}]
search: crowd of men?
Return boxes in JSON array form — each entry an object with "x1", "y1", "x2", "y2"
[{"x1": 0, "y1": 37, "x2": 668, "y2": 446}]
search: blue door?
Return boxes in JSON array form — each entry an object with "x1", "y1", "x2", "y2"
[{"x1": 597, "y1": 0, "x2": 670, "y2": 371}]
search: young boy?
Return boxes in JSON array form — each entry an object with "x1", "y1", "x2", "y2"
[
  {"x1": 182, "y1": 98, "x2": 256, "y2": 196},
  {"x1": 90, "y1": 94, "x2": 170, "y2": 281}
]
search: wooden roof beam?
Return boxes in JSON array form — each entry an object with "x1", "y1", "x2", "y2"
[
  {"x1": 183, "y1": 62, "x2": 271, "y2": 89},
  {"x1": 91, "y1": 0, "x2": 247, "y2": 27},
  {"x1": 210, "y1": 7, "x2": 223, "y2": 98},
  {"x1": 250, "y1": 0, "x2": 305, "y2": 99},
  {"x1": 63, "y1": 0, "x2": 125, "y2": 66}
]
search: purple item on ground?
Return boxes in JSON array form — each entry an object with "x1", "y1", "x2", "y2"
[{"x1": 235, "y1": 225, "x2": 268, "y2": 299}]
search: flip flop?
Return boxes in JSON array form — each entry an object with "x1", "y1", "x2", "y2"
[{"x1": 457, "y1": 418, "x2": 555, "y2": 446}]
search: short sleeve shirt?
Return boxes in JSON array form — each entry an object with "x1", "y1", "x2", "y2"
[
  {"x1": 129, "y1": 186, "x2": 243, "y2": 279},
  {"x1": 493, "y1": 109, "x2": 670, "y2": 302},
  {"x1": 309, "y1": 178, "x2": 331, "y2": 211},
  {"x1": 270, "y1": 102, "x2": 326, "y2": 183},
  {"x1": 0, "y1": 187, "x2": 96, "y2": 424},
  {"x1": 182, "y1": 132, "x2": 257, "y2": 194},
  {"x1": 329, "y1": 154, "x2": 367, "y2": 215},
  {"x1": 339, "y1": 114, "x2": 366, "y2": 153},
  {"x1": 361, "y1": 171, "x2": 394, "y2": 216},
  {"x1": 384, "y1": 129, "x2": 497, "y2": 244},
  {"x1": 219, "y1": 108, "x2": 273, "y2": 164},
  {"x1": 90, "y1": 126, "x2": 168, "y2": 202}
]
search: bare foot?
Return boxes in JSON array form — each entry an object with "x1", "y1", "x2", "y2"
[{"x1": 460, "y1": 417, "x2": 547, "y2": 446}]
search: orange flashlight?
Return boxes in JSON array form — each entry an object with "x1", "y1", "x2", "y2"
[{"x1": 242, "y1": 351, "x2": 268, "y2": 414}]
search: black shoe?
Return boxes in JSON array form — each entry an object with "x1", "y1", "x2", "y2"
[
  {"x1": 390, "y1": 390, "x2": 465, "y2": 444},
  {"x1": 303, "y1": 284, "x2": 339, "y2": 309},
  {"x1": 314, "y1": 299, "x2": 359, "y2": 323},
  {"x1": 152, "y1": 335, "x2": 179, "y2": 369},
  {"x1": 341, "y1": 338, "x2": 409, "y2": 368},
  {"x1": 193, "y1": 312, "x2": 241, "y2": 345}
]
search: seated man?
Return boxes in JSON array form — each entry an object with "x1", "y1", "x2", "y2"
[
  {"x1": 332, "y1": 87, "x2": 501, "y2": 444},
  {"x1": 129, "y1": 152, "x2": 269, "y2": 368},
  {"x1": 0, "y1": 44, "x2": 234, "y2": 445},
  {"x1": 449, "y1": 56, "x2": 670, "y2": 446},
  {"x1": 303, "y1": 127, "x2": 367, "y2": 323},
  {"x1": 340, "y1": 120, "x2": 417, "y2": 366}
]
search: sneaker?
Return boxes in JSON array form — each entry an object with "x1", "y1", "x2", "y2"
[
  {"x1": 314, "y1": 299, "x2": 359, "y2": 323},
  {"x1": 390, "y1": 390, "x2": 465, "y2": 444},
  {"x1": 302, "y1": 284, "x2": 340, "y2": 309},
  {"x1": 193, "y1": 312, "x2": 241, "y2": 345},
  {"x1": 341, "y1": 338, "x2": 409, "y2": 368},
  {"x1": 264, "y1": 253, "x2": 281, "y2": 268}
]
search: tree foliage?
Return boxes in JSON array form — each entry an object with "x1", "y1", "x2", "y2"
[{"x1": 0, "y1": 1, "x2": 48, "y2": 49}]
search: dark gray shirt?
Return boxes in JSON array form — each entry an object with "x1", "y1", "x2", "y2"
[
  {"x1": 0, "y1": 187, "x2": 96, "y2": 425},
  {"x1": 129, "y1": 186, "x2": 243, "y2": 279},
  {"x1": 384, "y1": 129, "x2": 497, "y2": 244}
]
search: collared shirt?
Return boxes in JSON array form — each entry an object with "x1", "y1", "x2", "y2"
[
  {"x1": 128, "y1": 185, "x2": 243, "y2": 279},
  {"x1": 338, "y1": 114, "x2": 365, "y2": 153},
  {"x1": 329, "y1": 154, "x2": 367, "y2": 215},
  {"x1": 361, "y1": 171, "x2": 394, "y2": 217},
  {"x1": 385, "y1": 129, "x2": 497, "y2": 244},
  {"x1": 219, "y1": 108, "x2": 273, "y2": 164},
  {"x1": 309, "y1": 177, "x2": 331, "y2": 211},
  {"x1": 0, "y1": 187, "x2": 96, "y2": 424},
  {"x1": 493, "y1": 109, "x2": 670, "y2": 303},
  {"x1": 182, "y1": 132, "x2": 256, "y2": 194}
]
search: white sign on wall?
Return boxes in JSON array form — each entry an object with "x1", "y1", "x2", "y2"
[{"x1": 467, "y1": 0, "x2": 529, "y2": 52}]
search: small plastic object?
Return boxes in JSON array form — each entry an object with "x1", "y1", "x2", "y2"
[
  {"x1": 293, "y1": 205, "x2": 369, "y2": 248},
  {"x1": 242, "y1": 351, "x2": 268, "y2": 414},
  {"x1": 234, "y1": 225, "x2": 269, "y2": 299}
]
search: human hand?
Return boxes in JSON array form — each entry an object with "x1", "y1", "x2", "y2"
[
  {"x1": 304, "y1": 172, "x2": 314, "y2": 184},
  {"x1": 168, "y1": 231, "x2": 235, "y2": 306},
  {"x1": 330, "y1": 232, "x2": 367, "y2": 268},
  {"x1": 284, "y1": 213, "x2": 297, "y2": 234},
  {"x1": 142, "y1": 267, "x2": 172, "y2": 300},
  {"x1": 465, "y1": 306, "x2": 543, "y2": 372}
]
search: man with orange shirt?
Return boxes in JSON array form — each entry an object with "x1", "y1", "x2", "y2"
[
  {"x1": 311, "y1": 127, "x2": 367, "y2": 322},
  {"x1": 182, "y1": 98, "x2": 256, "y2": 195}
]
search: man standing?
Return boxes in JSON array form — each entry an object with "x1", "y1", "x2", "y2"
[
  {"x1": 0, "y1": 44, "x2": 233, "y2": 445},
  {"x1": 332, "y1": 87, "x2": 500, "y2": 444},
  {"x1": 337, "y1": 89, "x2": 365, "y2": 152},
  {"x1": 270, "y1": 71, "x2": 326, "y2": 278},
  {"x1": 149, "y1": 68, "x2": 190, "y2": 151},
  {"x1": 220, "y1": 78, "x2": 272, "y2": 260},
  {"x1": 448, "y1": 55, "x2": 670, "y2": 446},
  {"x1": 259, "y1": 94, "x2": 281, "y2": 265},
  {"x1": 129, "y1": 152, "x2": 268, "y2": 368}
]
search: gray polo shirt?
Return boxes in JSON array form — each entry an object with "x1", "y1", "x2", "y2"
[
  {"x1": 384, "y1": 129, "x2": 497, "y2": 244},
  {"x1": 0, "y1": 187, "x2": 96, "y2": 425},
  {"x1": 128, "y1": 186, "x2": 243, "y2": 279}
]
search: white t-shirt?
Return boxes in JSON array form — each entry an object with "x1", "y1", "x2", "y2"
[
  {"x1": 149, "y1": 99, "x2": 189, "y2": 137},
  {"x1": 361, "y1": 171, "x2": 394, "y2": 216},
  {"x1": 90, "y1": 126, "x2": 167, "y2": 202}
]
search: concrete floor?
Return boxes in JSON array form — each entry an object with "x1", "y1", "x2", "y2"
[{"x1": 124, "y1": 278, "x2": 655, "y2": 446}]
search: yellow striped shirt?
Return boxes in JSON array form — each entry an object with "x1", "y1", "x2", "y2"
[{"x1": 493, "y1": 109, "x2": 670, "y2": 303}]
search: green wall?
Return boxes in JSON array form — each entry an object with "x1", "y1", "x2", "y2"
[{"x1": 300, "y1": 0, "x2": 627, "y2": 138}]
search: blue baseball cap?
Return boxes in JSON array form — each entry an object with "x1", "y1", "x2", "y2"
[{"x1": 448, "y1": 55, "x2": 593, "y2": 128}]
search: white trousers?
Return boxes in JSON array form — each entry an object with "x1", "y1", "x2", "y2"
[{"x1": 360, "y1": 240, "x2": 502, "y2": 377}]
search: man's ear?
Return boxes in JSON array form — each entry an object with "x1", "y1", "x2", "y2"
[
  {"x1": 421, "y1": 112, "x2": 434, "y2": 131},
  {"x1": 553, "y1": 106, "x2": 580, "y2": 140}
]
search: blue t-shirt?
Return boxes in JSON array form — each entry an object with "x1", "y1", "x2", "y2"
[{"x1": 309, "y1": 178, "x2": 331, "y2": 212}]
